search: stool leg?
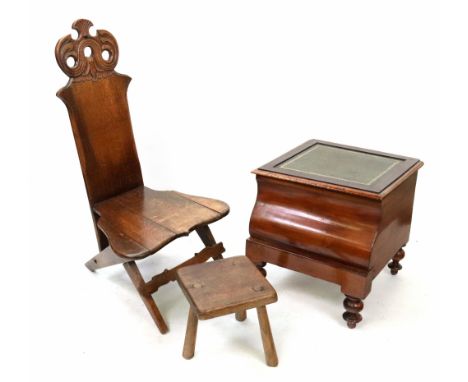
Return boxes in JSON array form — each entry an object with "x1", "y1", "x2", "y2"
[
  {"x1": 235, "y1": 310, "x2": 247, "y2": 321},
  {"x1": 183, "y1": 308, "x2": 198, "y2": 359},
  {"x1": 256, "y1": 306, "x2": 278, "y2": 367}
]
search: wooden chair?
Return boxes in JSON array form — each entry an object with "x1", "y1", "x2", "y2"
[{"x1": 55, "y1": 19, "x2": 229, "y2": 334}]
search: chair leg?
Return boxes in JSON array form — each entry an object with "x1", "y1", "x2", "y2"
[
  {"x1": 196, "y1": 225, "x2": 223, "y2": 260},
  {"x1": 183, "y1": 307, "x2": 199, "y2": 359},
  {"x1": 235, "y1": 310, "x2": 247, "y2": 321},
  {"x1": 123, "y1": 261, "x2": 169, "y2": 334},
  {"x1": 256, "y1": 305, "x2": 278, "y2": 367}
]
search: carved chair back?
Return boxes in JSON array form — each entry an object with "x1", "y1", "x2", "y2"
[
  {"x1": 56, "y1": 19, "x2": 143, "y2": 207},
  {"x1": 56, "y1": 20, "x2": 143, "y2": 248}
]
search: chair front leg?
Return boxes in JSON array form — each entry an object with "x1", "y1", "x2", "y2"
[{"x1": 123, "y1": 261, "x2": 169, "y2": 334}]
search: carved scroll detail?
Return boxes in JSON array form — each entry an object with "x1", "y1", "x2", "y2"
[{"x1": 55, "y1": 19, "x2": 119, "y2": 80}]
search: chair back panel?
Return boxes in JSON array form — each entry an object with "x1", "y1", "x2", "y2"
[{"x1": 55, "y1": 19, "x2": 143, "y2": 206}]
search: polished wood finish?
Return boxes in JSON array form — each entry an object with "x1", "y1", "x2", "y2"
[
  {"x1": 388, "y1": 248, "x2": 405, "y2": 275},
  {"x1": 55, "y1": 19, "x2": 229, "y2": 333},
  {"x1": 247, "y1": 140, "x2": 423, "y2": 328},
  {"x1": 342, "y1": 296, "x2": 364, "y2": 329},
  {"x1": 247, "y1": 239, "x2": 371, "y2": 298},
  {"x1": 255, "y1": 261, "x2": 267, "y2": 277},
  {"x1": 176, "y1": 257, "x2": 278, "y2": 366},
  {"x1": 94, "y1": 187, "x2": 228, "y2": 258},
  {"x1": 55, "y1": 19, "x2": 120, "y2": 81}
]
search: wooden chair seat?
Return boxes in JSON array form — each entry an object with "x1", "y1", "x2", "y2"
[{"x1": 94, "y1": 186, "x2": 229, "y2": 259}]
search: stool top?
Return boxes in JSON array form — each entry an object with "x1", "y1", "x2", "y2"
[{"x1": 176, "y1": 256, "x2": 277, "y2": 319}]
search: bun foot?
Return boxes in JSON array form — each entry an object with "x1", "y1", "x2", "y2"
[
  {"x1": 388, "y1": 248, "x2": 405, "y2": 275},
  {"x1": 342, "y1": 296, "x2": 364, "y2": 329},
  {"x1": 255, "y1": 261, "x2": 267, "y2": 277}
]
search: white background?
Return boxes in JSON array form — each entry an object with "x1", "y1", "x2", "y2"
[{"x1": 2, "y1": 0, "x2": 466, "y2": 381}]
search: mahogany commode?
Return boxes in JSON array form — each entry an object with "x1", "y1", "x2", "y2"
[{"x1": 246, "y1": 139, "x2": 423, "y2": 328}]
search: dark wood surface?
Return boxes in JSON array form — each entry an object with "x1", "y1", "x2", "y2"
[
  {"x1": 177, "y1": 257, "x2": 278, "y2": 366},
  {"x1": 388, "y1": 248, "x2": 405, "y2": 275},
  {"x1": 259, "y1": 139, "x2": 421, "y2": 194},
  {"x1": 177, "y1": 256, "x2": 277, "y2": 320},
  {"x1": 55, "y1": 19, "x2": 229, "y2": 334},
  {"x1": 247, "y1": 141, "x2": 422, "y2": 328},
  {"x1": 57, "y1": 72, "x2": 143, "y2": 207},
  {"x1": 342, "y1": 296, "x2": 364, "y2": 329},
  {"x1": 94, "y1": 187, "x2": 228, "y2": 258}
]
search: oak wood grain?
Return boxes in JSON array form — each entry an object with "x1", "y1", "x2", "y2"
[
  {"x1": 177, "y1": 256, "x2": 277, "y2": 320},
  {"x1": 94, "y1": 187, "x2": 229, "y2": 258}
]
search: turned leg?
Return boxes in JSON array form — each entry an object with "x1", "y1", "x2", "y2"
[
  {"x1": 196, "y1": 225, "x2": 223, "y2": 260},
  {"x1": 123, "y1": 262, "x2": 169, "y2": 334},
  {"x1": 183, "y1": 307, "x2": 199, "y2": 360},
  {"x1": 388, "y1": 248, "x2": 405, "y2": 275},
  {"x1": 342, "y1": 295, "x2": 364, "y2": 329},
  {"x1": 255, "y1": 261, "x2": 267, "y2": 277},
  {"x1": 256, "y1": 306, "x2": 278, "y2": 367},
  {"x1": 235, "y1": 310, "x2": 247, "y2": 321}
]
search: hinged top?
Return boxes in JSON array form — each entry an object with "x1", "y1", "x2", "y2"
[{"x1": 256, "y1": 140, "x2": 423, "y2": 199}]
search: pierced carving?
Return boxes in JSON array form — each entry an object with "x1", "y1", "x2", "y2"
[{"x1": 55, "y1": 19, "x2": 119, "y2": 80}]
